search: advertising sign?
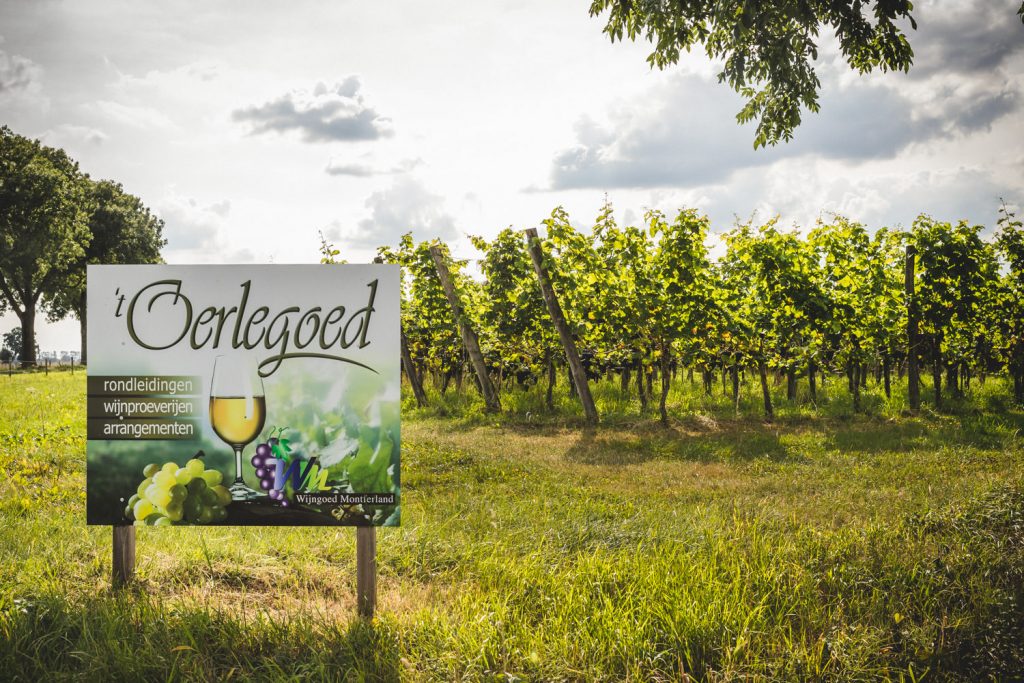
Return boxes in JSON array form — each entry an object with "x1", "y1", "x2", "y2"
[{"x1": 86, "y1": 265, "x2": 400, "y2": 527}]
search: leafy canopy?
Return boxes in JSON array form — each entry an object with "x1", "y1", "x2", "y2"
[
  {"x1": 589, "y1": 0, "x2": 1024, "y2": 147},
  {"x1": 45, "y1": 178, "x2": 166, "y2": 322},
  {"x1": 0, "y1": 125, "x2": 91, "y2": 320}
]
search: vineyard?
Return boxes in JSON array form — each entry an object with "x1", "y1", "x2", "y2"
[{"x1": 326, "y1": 202, "x2": 1024, "y2": 423}]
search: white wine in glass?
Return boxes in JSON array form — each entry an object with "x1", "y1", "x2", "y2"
[{"x1": 210, "y1": 355, "x2": 266, "y2": 501}]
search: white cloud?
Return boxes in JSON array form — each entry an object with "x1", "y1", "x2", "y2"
[
  {"x1": 89, "y1": 100, "x2": 177, "y2": 129},
  {"x1": 0, "y1": 48, "x2": 40, "y2": 94},
  {"x1": 324, "y1": 156, "x2": 421, "y2": 177},
  {"x1": 232, "y1": 78, "x2": 393, "y2": 143},
  {"x1": 324, "y1": 175, "x2": 459, "y2": 252},
  {"x1": 547, "y1": 67, "x2": 1021, "y2": 192},
  {"x1": 42, "y1": 123, "x2": 107, "y2": 146},
  {"x1": 158, "y1": 192, "x2": 251, "y2": 263}
]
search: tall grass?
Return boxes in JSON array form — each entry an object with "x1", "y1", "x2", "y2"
[
  {"x1": 407, "y1": 365, "x2": 1020, "y2": 427},
  {"x1": 1, "y1": 372, "x2": 1022, "y2": 681}
]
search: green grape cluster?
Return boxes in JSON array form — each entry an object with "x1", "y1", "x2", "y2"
[{"x1": 124, "y1": 457, "x2": 232, "y2": 526}]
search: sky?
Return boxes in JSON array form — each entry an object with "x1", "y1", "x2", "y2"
[{"x1": 2, "y1": 0, "x2": 1022, "y2": 353}]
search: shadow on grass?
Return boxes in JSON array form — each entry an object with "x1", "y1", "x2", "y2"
[
  {"x1": 0, "y1": 593, "x2": 402, "y2": 681},
  {"x1": 824, "y1": 411, "x2": 1023, "y2": 455},
  {"x1": 561, "y1": 424, "x2": 793, "y2": 465}
]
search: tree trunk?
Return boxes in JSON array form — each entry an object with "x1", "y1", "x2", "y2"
[
  {"x1": 400, "y1": 328, "x2": 428, "y2": 407},
  {"x1": 852, "y1": 363, "x2": 861, "y2": 413},
  {"x1": 546, "y1": 349, "x2": 556, "y2": 410},
  {"x1": 808, "y1": 360, "x2": 817, "y2": 405},
  {"x1": 80, "y1": 315, "x2": 87, "y2": 367},
  {"x1": 932, "y1": 345, "x2": 943, "y2": 409},
  {"x1": 758, "y1": 359, "x2": 774, "y2": 420},
  {"x1": 906, "y1": 245, "x2": 920, "y2": 411},
  {"x1": 730, "y1": 364, "x2": 740, "y2": 412},
  {"x1": 659, "y1": 346, "x2": 671, "y2": 426},
  {"x1": 620, "y1": 365, "x2": 631, "y2": 396},
  {"x1": 946, "y1": 364, "x2": 960, "y2": 399},
  {"x1": 18, "y1": 297, "x2": 37, "y2": 367},
  {"x1": 429, "y1": 245, "x2": 501, "y2": 413},
  {"x1": 78, "y1": 290, "x2": 87, "y2": 365},
  {"x1": 860, "y1": 363, "x2": 868, "y2": 388},
  {"x1": 786, "y1": 367, "x2": 797, "y2": 401},
  {"x1": 524, "y1": 228, "x2": 598, "y2": 424},
  {"x1": 882, "y1": 354, "x2": 891, "y2": 399},
  {"x1": 636, "y1": 357, "x2": 647, "y2": 412}
]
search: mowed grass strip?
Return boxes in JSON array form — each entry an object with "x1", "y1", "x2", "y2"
[{"x1": 1, "y1": 373, "x2": 1022, "y2": 681}]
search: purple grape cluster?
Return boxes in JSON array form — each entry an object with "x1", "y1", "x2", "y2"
[{"x1": 251, "y1": 438, "x2": 290, "y2": 507}]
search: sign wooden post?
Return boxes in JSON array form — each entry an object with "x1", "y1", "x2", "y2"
[
  {"x1": 356, "y1": 526, "x2": 377, "y2": 618},
  {"x1": 112, "y1": 524, "x2": 136, "y2": 587}
]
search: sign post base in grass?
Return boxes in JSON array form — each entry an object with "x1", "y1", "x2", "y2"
[
  {"x1": 356, "y1": 526, "x2": 377, "y2": 618},
  {"x1": 112, "y1": 524, "x2": 136, "y2": 588}
]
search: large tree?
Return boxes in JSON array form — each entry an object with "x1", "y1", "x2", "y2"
[
  {"x1": 0, "y1": 126, "x2": 91, "y2": 366},
  {"x1": 44, "y1": 179, "x2": 166, "y2": 364},
  {"x1": 589, "y1": 0, "x2": 1024, "y2": 147}
]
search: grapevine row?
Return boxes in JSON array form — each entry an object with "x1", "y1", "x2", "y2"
[{"x1": 324, "y1": 202, "x2": 1024, "y2": 422}]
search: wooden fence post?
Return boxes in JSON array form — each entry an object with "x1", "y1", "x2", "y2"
[
  {"x1": 906, "y1": 245, "x2": 920, "y2": 411},
  {"x1": 524, "y1": 228, "x2": 599, "y2": 424},
  {"x1": 112, "y1": 524, "x2": 136, "y2": 588},
  {"x1": 428, "y1": 244, "x2": 501, "y2": 413},
  {"x1": 356, "y1": 526, "x2": 377, "y2": 619}
]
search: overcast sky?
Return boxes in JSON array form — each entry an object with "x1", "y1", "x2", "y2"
[{"x1": 2, "y1": 0, "x2": 1022, "y2": 352}]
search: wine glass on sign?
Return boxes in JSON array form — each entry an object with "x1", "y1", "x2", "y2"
[{"x1": 209, "y1": 355, "x2": 266, "y2": 501}]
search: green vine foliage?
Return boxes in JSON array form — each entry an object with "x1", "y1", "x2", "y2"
[{"x1": 322, "y1": 200, "x2": 1022, "y2": 414}]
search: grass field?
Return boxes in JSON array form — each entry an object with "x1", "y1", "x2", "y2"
[{"x1": 1, "y1": 370, "x2": 1023, "y2": 681}]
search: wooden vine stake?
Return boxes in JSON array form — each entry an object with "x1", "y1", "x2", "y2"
[
  {"x1": 356, "y1": 526, "x2": 377, "y2": 618},
  {"x1": 524, "y1": 228, "x2": 599, "y2": 425},
  {"x1": 428, "y1": 244, "x2": 501, "y2": 413},
  {"x1": 401, "y1": 329, "x2": 429, "y2": 408},
  {"x1": 112, "y1": 524, "x2": 136, "y2": 588}
]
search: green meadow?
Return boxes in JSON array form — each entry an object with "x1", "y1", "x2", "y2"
[{"x1": 1, "y1": 370, "x2": 1023, "y2": 681}]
